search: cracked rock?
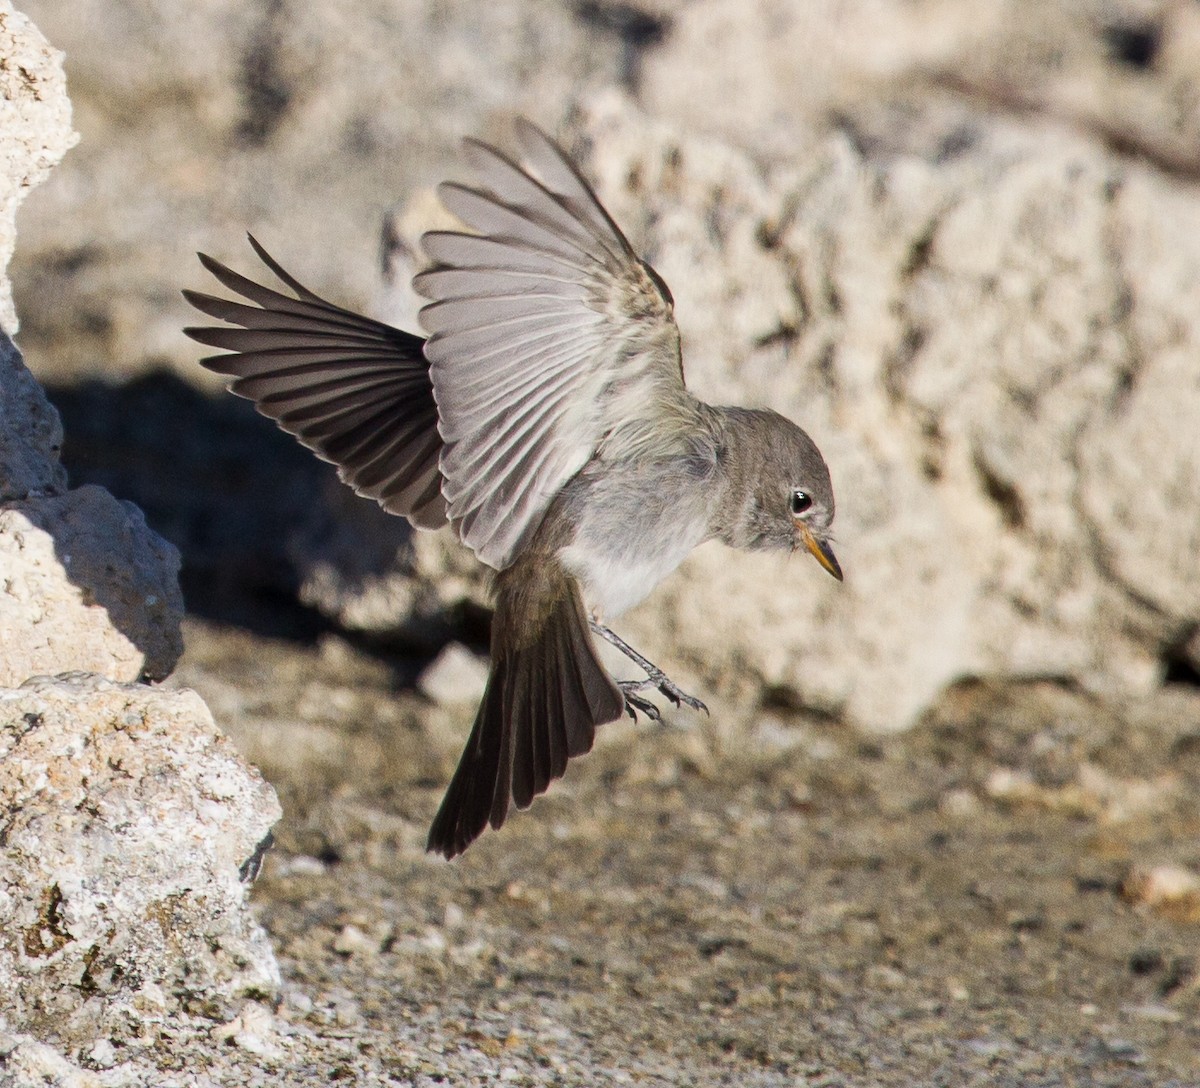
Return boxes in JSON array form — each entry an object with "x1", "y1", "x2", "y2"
[
  {"x1": 555, "y1": 94, "x2": 1198, "y2": 729},
  {"x1": 0, "y1": 674, "x2": 282, "y2": 1050}
]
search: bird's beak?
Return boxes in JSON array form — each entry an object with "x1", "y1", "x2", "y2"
[{"x1": 798, "y1": 523, "x2": 843, "y2": 581}]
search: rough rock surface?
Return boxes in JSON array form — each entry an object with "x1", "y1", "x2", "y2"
[
  {"x1": 0, "y1": 485, "x2": 185, "y2": 684},
  {"x1": 0, "y1": 0, "x2": 76, "y2": 334},
  {"x1": 0, "y1": 674, "x2": 281, "y2": 1049},
  {"x1": 0, "y1": 328, "x2": 65, "y2": 500},
  {"x1": 16, "y1": 0, "x2": 1200, "y2": 734},
  {"x1": 638, "y1": 0, "x2": 1200, "y2": 174},
  {"x1": 0, "y1": 331, "x2": 185, "y2": 685},
  {"x1": 563, "y1": 95, "x2": 1200, "y2": 730}
]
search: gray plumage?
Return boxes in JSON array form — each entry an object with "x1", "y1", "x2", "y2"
[
  {"x1": 183, "y1": 120, "x2": 840, "y2": 859},
  {"x1": 184, "y1": 238, "x2": 447, "y2": 528}
]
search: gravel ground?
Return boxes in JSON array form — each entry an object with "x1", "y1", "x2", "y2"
[{"x1": 151, "y1": 618, "x2": 1200, "y2": 1086}]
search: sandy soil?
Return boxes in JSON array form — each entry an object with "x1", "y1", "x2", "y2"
[{"x1": 165, "y1": 617, "x2": 1200, "y2": 1086}]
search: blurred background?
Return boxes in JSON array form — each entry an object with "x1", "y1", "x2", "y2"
[
  {"x1": 8, "y1": 3, "x2": 1200, "y2": 1081},
  {"x1": 13, "y1": 0, "x2": 1200, "y2": 736}
]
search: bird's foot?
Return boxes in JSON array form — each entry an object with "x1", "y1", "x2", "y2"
[
  {"x1": 618, "y1": 680, "x2": 661, "y2": 722},
  {"x1": 591, "y1": 621, "x2": 710, "y2": 719},
  {"x1": 642, "y1": 666, "x2": 709, "y2": 715}
]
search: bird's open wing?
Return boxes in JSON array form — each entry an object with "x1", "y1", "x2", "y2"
[
  {"x1": 183, "y1": 236, "x2": 447, "y2": 529},
  {"x1": 414, "y1": 119, "x2": 688, "y2": 570}
]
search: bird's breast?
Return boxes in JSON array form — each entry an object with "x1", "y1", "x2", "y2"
[{"x1": 556, "y1": 469, "x2": 713, "y2": 619}]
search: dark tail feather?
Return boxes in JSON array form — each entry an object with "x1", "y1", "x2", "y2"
[{"x1": 426, "y1": 566, "x2": 624, "y2": 859}]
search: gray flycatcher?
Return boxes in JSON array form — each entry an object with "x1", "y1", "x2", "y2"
[{"x1": 184, "y1": 119, "x2": 841, "y2": 859}]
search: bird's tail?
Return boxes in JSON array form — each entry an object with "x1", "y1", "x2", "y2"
[{"x1": 427, "y1": 558, "x2": 625, "y2": 858}]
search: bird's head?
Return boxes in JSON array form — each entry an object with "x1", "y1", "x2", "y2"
[{"x1": 715, "y1": 408, "x2": 842, "y2": 581}]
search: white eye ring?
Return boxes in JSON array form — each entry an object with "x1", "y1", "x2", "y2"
[{"x1": 791, "y1": 489, "x2": 812, "y2": 515}]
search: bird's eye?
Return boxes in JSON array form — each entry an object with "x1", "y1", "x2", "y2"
[{"x1": 790, "y1": 489, "x2": 812, "y2": 515}]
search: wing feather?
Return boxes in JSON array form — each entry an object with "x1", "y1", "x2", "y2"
[
  {"x1": 461, "y1": 138, "x2": 627, "y2": 262},
  {"x1": 421, "y1": 295, "x2": 593, "y2": 335},
  {"x1": 417, "y1": 121, "x2": 688, "y2": 569},
  {"x1": 417, "y1": 267, "x2": 591, "y2": 299},
  {"x1": 438, "y1": 184, "x2": 604, "y2": 265},
  {"x1": 421, "y1": 230, "x2": 595, "y2": 277},
  {"x1": 183, "y1": 237, "x2": 448, "y2": 529},
  {"x1": 513, "y1": 118, "x2": 635, "y2": 253}
]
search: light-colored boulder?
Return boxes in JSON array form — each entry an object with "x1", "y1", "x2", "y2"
[
  {"x1": 0, "y1": 675, "x2": 281, "y2": 1049},
  {"x1": 0, "y1": 485, "x2": 184, "y2": 685},
  {"x1": 562, "y1": 94, "x2": 1198, "y2": 730},
  {"x1": 417, "y1": 641, "x2": 490, "y2": 707},
  {"x1": 0, "y1": 0, "x2": 76, "y2": 334}
]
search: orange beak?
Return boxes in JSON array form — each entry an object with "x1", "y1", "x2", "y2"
[{"x1": 798, "y1": 523, "x2": 843, "y2": 581}]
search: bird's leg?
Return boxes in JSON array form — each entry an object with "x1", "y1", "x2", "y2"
[{"x1": 588, "y1": 621, "x2": 709, "y2": 717}]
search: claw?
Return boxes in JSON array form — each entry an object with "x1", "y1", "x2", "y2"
[
  {"x1": 662, "y1": 683, "x2": 708, "y2": 715},
  {"x1": 619, "y1": 681, "x2": 662, "y2": 722},
  {"x1": 648, "y1": 671, "x2": 708, "y2": 714},
  {"x1": 592, "y1": 621, "x2": 709, "y2": 719}
]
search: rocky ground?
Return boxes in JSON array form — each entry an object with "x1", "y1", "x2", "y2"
[{"x1": 158, "y1": 618, "x2": 1200, "y2": 1086}]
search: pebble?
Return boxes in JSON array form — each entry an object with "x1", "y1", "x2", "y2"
[
  {"x1": 417, "y1": 643, "x2": 490, "y2": 706},
  {"x1": 1121, "y1": 863, "x2": 1200, "y2": 922}
]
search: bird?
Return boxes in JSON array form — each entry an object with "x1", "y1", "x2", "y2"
[{"x1": 183, "y1": 119, "x2": 841, "y2": 859}]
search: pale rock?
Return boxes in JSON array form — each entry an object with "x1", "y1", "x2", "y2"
[
  {"x1": 639, "y1": 0, "x2": 1200, "y2": 178},
  {"x1": 0, "y1": 1033, "x2": 103, "y2": 1088},
  {"x1": 562, "y1": 94, "x2": 1199, "y2": 730},
  {"x1": 0, "y1": 0, "x2": 77, "y2": 333},
  {"x1": 211, "y1": 1001, "x2": 286, "y2": 1060},
  {"x1": 288, "y1": 474, "x2": 480, "y2": 645},
  {"x1": 417, "y1": 642, "x2": 490, "y2": 707},
  {"x1": 0, "y1": 485, "x2": 184, "y2": 684},
  {"x1": 1121, "y1": 863, "x2": 1200, "y2": 923},
  {"x1": 0, "y1": 675, "x2": 282, "y2": 1049}
]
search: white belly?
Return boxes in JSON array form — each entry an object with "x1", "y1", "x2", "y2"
[{"x1": 559, "y1": 512, "x2": 709, "y2": 618}]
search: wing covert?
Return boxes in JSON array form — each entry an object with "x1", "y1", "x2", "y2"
[{"x1": 414, "y1": 120, "x2": 687, "y2": 570}]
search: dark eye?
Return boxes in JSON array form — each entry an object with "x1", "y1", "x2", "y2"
[{"x1": 790, "y1": 489, "x2": 812, "y2": 515}]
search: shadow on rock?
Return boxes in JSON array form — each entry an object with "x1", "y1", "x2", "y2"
[
  {"x1": 43, "y1": 369, "x2": 420, "y2": 643},
  {"x1": 1, "y1": 332, "x2": 182, "y2": 683}
]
